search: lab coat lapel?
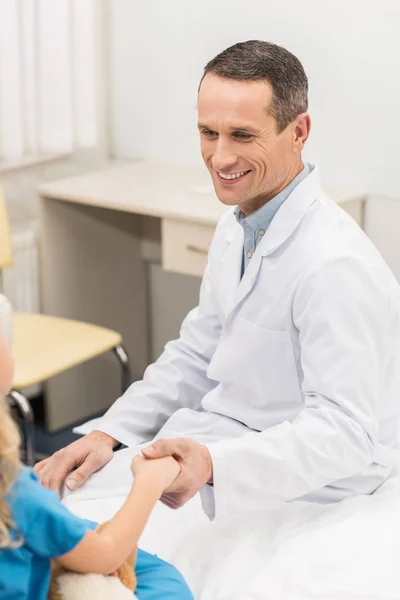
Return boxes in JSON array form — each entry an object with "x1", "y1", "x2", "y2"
[
  {"x1": 219, "y1": 222, "x2": 244, "y2": 317},
  {"x1": 258, "y1": 166, "x2": 321, "y2": 258},
  {"x1": 231, "y1": 241, "x2": 264, "y2": 311},
  {"x1": 226, "y1": 166, "x2": 322, "y2": 317}
]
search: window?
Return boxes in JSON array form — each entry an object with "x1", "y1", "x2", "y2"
[{"x1": 0, "y1": 0, "x2": 98, "y2": 163}]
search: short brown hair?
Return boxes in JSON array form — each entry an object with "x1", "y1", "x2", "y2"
[{"x1": 201, "y1": 40, "x2": 308, "y2": 133}]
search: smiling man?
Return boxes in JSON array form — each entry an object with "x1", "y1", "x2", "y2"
[
  {"x1": 36, "y1": 41, "x2": 400, "y2": 522},
  {"x1": 198, "y1": 54, "x2": 310, "y2": 217}
]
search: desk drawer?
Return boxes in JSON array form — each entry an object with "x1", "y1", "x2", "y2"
[{"x1": 162, "y1": 219, "x2": 215, "y2": 277}]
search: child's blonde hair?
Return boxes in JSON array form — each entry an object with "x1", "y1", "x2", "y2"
[{"x1": 0, "y1": 397, "x2": 22, "y2": 548}]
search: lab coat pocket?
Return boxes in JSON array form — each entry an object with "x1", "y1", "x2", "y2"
[{"x1": 208, "y1": 316, "x2": 302, "y2": 404}]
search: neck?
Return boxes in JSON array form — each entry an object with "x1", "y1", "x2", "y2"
[{"x1": 239, "y1": 160, "x2": 304, "y2": 216}]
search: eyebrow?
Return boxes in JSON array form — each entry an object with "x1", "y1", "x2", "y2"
[{"x1": 197, "y1": 123, "x2": 258, "y2": 134}]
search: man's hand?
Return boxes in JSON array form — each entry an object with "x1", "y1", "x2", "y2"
[
  {"x1": 34, "y1": 430, "x2": 117, "y2": 495},
  {"x1": 141, "y1": 438, "x2": 213, "y2": 509}
]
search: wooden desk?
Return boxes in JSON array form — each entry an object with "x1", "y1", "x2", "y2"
[{"x1": 38, "y1": 161, "x2": 365, "y2": 430}]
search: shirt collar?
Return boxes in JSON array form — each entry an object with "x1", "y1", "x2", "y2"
[{"x1": 235, "y1": 162, "x2": 311, "y2": 233}]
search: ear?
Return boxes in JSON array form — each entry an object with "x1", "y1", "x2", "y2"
[{"x1": 293, "y1": 113, "x2": 311, "y2": 151}]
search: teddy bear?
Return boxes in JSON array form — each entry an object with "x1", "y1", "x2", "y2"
[{"x1": 48, "y1": 522, "x2": 138, "y2": 600}]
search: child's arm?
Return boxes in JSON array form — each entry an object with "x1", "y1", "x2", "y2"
[{"x1": 57, "y1": 455, "x2": 180, "y2": 575}]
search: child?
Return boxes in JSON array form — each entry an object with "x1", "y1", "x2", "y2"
[{"x1": 0, "y1": 334, "x2": 193, "y2": 600}]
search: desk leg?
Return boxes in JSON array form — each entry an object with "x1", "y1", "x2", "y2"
[{"x1": 39, "y1": 197, "x2": 149, "y2": 432}]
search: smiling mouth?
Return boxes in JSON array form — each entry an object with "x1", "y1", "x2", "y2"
[{"x1": 217, "y1": 169, "x2": 251, "y2": 182}]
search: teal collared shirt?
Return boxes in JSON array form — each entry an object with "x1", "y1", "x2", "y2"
[{"x1": 235, "y1": 163, "x2": 311, "y2": 276}]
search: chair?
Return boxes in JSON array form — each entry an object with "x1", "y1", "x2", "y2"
[{"x1": 0, "y1": 188, "x2": 131, "y2": 466}]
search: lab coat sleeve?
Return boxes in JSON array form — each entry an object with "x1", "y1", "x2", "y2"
[
  {"x1": 205, "y1": 256, "x2": 395, "y2": 519},
  {"x1": 95, "y1": 259, "x2": 222, "y2": 447}
]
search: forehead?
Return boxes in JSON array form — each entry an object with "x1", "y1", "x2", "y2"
[{"x1": 198, "y1": 74, "x2": 274, "y2": 128}]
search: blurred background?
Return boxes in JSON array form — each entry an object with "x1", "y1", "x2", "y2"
[{"x1": 0, "y1": 0, "x2": 399, "y2": 458}]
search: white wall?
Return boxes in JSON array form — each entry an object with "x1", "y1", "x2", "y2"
[
  {"x1": 109, "y1": 0, "x2": 400, "y2": 198},
  {"x1": 0, "y1": 0, "x2": 97, "y2": 161}
]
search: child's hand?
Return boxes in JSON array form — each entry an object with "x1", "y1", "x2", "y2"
[{"x1": 131, "y1": 454, "x2": 181, "y2": 490}]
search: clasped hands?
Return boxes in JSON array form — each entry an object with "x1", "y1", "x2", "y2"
[{"x1": 132, "y1": 438, "x2": 213, "y2": 509}]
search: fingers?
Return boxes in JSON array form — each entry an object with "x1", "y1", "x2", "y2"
[
  {"x1": 131, "y1": 454, "x2": 145, "y2": 466},
  {"x1": 35, "y1": 436, "x2": 114, "y2": 495},
  {"x1": 130, "y1": 454, "x2": 145, "y2": 475},
  {"x1": 167, "y1": 456, "x2": 182, "y2": 478},
  {"x1": 65, "y1": 451, "x2": 107, "y2": 491},
  {"x1": 36, "y1": 449, "x2": 77, "y2": 495},
  {"x1": 164, "y1": 472, "x2": 183, "y2": 494},
  {"x1": 142, "y1": 437, "x2": 188, "y2": 460},
  {"x1": 160, "y1": 497, "x2": 180, "y2": 509},
  {"x1": 142, "y1": 439, "x2": 175, "y2": 459},
  {"x1": 160, "y1": 491, "x2": 186, "y2": 510},
  {"x1": 33, "y1": 457, "x2": 48, "y2": 474}
]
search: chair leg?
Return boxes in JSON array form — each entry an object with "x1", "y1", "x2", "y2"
[
  {"x1": 8, "y1": 390, "x2": 35, "y2": 467},
  {"x1": 112, "y1": 345, "x2": 131, "y2": 395}
]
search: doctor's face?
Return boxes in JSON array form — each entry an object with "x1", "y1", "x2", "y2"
[{"x1": 198, "y1": 74, "x2": 310, "y2": 215}]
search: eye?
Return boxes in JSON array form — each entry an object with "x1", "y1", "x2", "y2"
[
  {"x1": 233, "y1": 132, "x2": 253, "y2": 141},
  {"x1": 200, "y1": 129, "x2": 218, "y2": 139}
]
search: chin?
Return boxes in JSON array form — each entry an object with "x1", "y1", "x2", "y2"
[
  {"x1": 212, "y1": 186, "x2": 240, "y2": 207},
  {"x1": 216, "y1": 194, "x2": 238, "y2": 207}
]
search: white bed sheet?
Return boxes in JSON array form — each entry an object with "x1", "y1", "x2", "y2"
[{"x1": 63, "y1": 449, "x2": 400, "y2": 600}]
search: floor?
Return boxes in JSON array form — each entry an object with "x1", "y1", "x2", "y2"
[
  {"x1": 29, "y1": 392, "x2": 101, "y2": 460},
  {"x1": 34, "y1": 420, "x2": 80, "y2": 457}
]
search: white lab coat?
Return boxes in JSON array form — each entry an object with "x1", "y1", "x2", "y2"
[{"x1": 98, "y1": 165, "x2": 400, "y2": 520}]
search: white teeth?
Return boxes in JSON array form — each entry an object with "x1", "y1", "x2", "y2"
[{"x1": 219, "y1": 170, "x2": 248, "y2": 180}]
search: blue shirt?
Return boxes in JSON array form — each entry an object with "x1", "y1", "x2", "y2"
[
  {"x1": 0, "y1": 469, "x2": 194, "y2": 600},
  {"x1": 0, "y1": 467, "x2": 94, "y2": 600},
  {"x1": 236, "y1": 163, "x2": 311, "y2": 275}
]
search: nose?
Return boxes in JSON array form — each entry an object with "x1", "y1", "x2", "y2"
[{"x1": 211, "y1": 138, "x2": 238, "y2": 173}]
